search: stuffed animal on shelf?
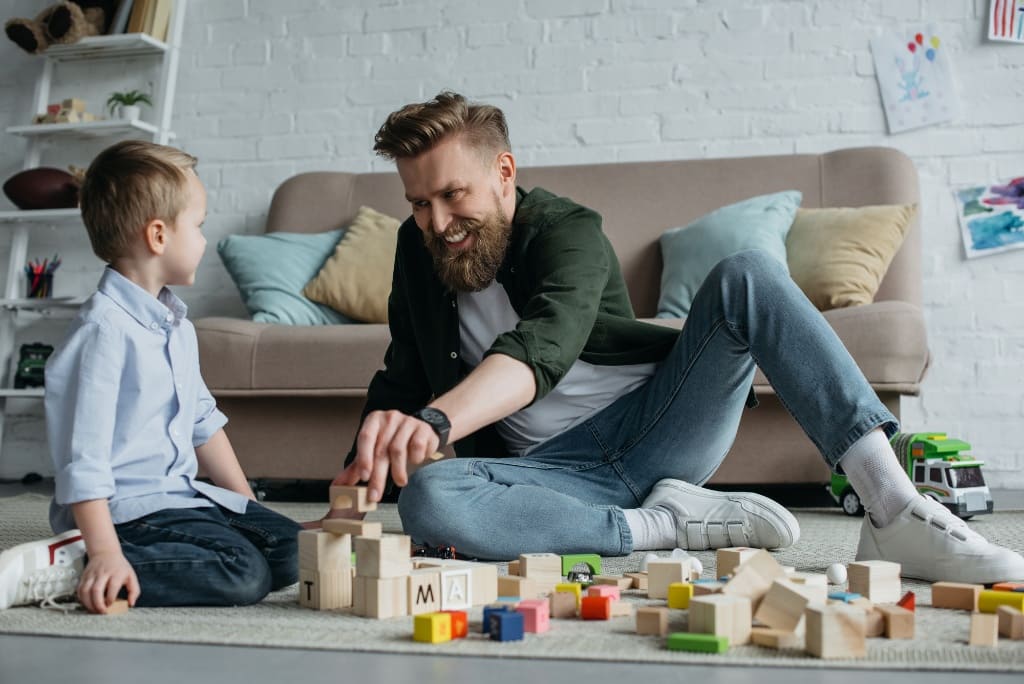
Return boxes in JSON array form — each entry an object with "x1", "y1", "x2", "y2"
[{"x1": 5, "y1": 0, "x2": 119, "y2": 55}]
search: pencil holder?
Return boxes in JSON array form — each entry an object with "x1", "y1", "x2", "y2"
[{"x1": 27, "y1": 272, "x2": 53, "y2": 298}]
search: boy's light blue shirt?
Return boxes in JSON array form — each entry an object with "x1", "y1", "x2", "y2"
[{"x1": 46, "y1": 267, "x2": 249, "y2": 534}]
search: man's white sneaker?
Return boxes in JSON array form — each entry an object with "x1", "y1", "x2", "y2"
[
  {"x1": 856, "y1": 495, "x2": 1024, "y2": 584},
  {"x1": 0, "y1": 529, "x2": 85, "y2": 609},
  {"x1": 641, "y1": 479, "x2": 800, "y2": 550}
]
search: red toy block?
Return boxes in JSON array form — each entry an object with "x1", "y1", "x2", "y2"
[
  {"x1": 442, "y1": 610, "x2": 468, "y2": 638},
  {"x1": 897, "y1": 590, "x2": 915, "y2": 612},
  {"x1": 580, "y1": 595, "x2": 612, "y2": 620}
]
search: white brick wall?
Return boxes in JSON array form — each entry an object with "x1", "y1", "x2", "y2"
[{"x1": 0, "y1": 0, "x2": 1022, "y2": 490}]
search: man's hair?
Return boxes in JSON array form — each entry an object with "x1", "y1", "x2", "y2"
[
  {"x1": 80, "y1": 140, "x2": 198, "y2": 263},
  {"x1": 373, "y1": 91, "x2": 510, "y2": 161}
]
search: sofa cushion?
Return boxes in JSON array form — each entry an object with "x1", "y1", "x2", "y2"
[
  {"x1": 657, "y1": 191, "x2": 801, "y2": 318},
  {"x1": 217, "y1": 229, "x2": 353, "y2": 325},
  {"x1": 786, "y1": 204, "x2": 916, "y2": 311},
  {"x1": 303, "y1": 206, "x2": 401, "y2": 323}
]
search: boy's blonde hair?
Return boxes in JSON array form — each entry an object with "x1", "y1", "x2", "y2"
[
  {"x1": 80, "y1": 140, "x2": 198, "y2": 263},
  {"x1": 373, "y1": 91, "x2": 510, "y2": 161}
]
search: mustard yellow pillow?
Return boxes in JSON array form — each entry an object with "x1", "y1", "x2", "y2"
[
  {"x1": 785, "y1": 204, "x2": 916, "y2": 311},
  {"x1": 303, "y1": 206, "x2": 401, "y2": 323}
]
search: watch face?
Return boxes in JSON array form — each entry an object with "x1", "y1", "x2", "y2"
[{"x1": 418, "y1": 407, "x2": 448, "y2": 428}]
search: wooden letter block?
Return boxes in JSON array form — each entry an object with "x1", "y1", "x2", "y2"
[
  {"x1": 439, "y1": 567, "x2": 472, "y2": 611},
  {"x1": 354, "y1": 575, "x2": 407, "y2": 618},
  {"x1": 354, "y1": 534, "x2": 411, "y2": 578},
  {"x1": 968, "y1": 612, "x2": 998, "y2": 646},
  {"x1": 997, "y1": 606, "x2": 1024, "y2": 640},
  {"x1": 876, "y1": 604, "x2": 914, "y2": 639},
  {"x1": 716, "y1": 547, "x2": 759, "y2": 579},
  {"x1": 636, "y1": 606, "x2": 669, "y2": 636},
  {"x1": 931, "y1": 581, "x2": 982, "y2": 611},
  {"x1": 413, "y1": 612, "x2": 452, "y2": 643},
  {"x1": 329, "y1": 485, "x2": 377, "y2": 513},
  {"x1": 667, "y1": 582, "x2": 694, "y2": 609},
  {"x1": 408, "y1": 568, "x2": 441, "y2": 615},
  {"x1": 647, "y1": 559, "x2": 688, "y2": 599},
  {"x1": 549, "y1": 590, "x2": 578, "y2": 618},
  {"x1": 322, "y1": 518, "x2": 382, "y2": 539},
  {"x1": 804, "y1": 604, "x2": 866, "y2": 659},
  {"x1": 417, "y1": 558, "x2": 498, "y2": 606},
  {"x1": 299, "y1": 569, "x2": 352, "y2": 611},
  {"x1": 847, "y1": 561, "x2": 902, "y2": 604},
  {"x1": 299, "y1": 529, "x2": 352, "y2": 572}
]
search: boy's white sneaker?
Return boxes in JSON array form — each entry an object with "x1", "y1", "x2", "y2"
[
  {"x1": 0, "y1": 529, "x2": 85, "y2": 609},
  {"x1": 856, "y1": 495, "x2": 1024, "y2": 583},
  {"x1": 641, "y1": 478, "x2": 800, "y2": 550}
]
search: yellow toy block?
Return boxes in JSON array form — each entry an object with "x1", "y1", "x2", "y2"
[
  {"x1": 667, "y1": 582, "x2": 694, "y2": 609},
  {"x1": 555, "y1": 582, "x2": 583, "y2": 608},
  {"x1": 413, "y1": 612, "x2": 453, "y2": 643},
  {"x1": 978, "y1": 590, "x2": 1024, "y2": 614}
]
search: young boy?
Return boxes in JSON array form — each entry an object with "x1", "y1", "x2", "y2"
[{"x1": 0, "y1": 140, "x2": 301, "y2": 613}]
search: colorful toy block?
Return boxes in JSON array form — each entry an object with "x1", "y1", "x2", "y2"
[
  {"x1": 482, "y1": 604, "x2": 513, "y2": 634},
  {"x1": 977, "y1": 589, "x2": 1024, "y2": 614},
  {"x1": 897, "y1": 590, "x2": 915, "y2": 612},
  {"x1": 667, "y1": 632, "x2": 728, "y2": 653},
  {"x1": 587, "y1": 584, "x2": 620, "y2": 601},
  {"x1": 827, "y1": 591, "x2": 862, "y2": 604},
  {"x1": 442, "y1": 609, "x2": 469, "y2": 638},
  {"x1": 993, "y1": 582, "x2": 1024, "y2": 593},
  {"x1": 489, "y1": 610, "x2": 525, "y2": 641},
  {"x1": 555, "y1": 582, "x2": 582, "y2": 608},
  {"x1": 413, "y1": 612, "x2": 452, "y2": 643},
  {"x1": 517, "y1": 598, "x2": 551, "y2": 633},
  {"x1": 667, "y1": 582, "x2": 694, "y2": 609},
  {"x1": 580, "y1": 595, "x2": 613, "y2": 620}
]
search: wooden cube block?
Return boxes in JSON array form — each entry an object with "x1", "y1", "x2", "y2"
[
  {"x1": 667, "y1": 582, "x2": 694, "y2": 609},
  {"x1": 750, "y1": 627, "x2": 801, "y2": 649},
  {"x1": 104, "y1": 599, "x2": 130, "y2": 615},
  {"x1": 756, "y1": 579, "x2": 812, "y2": 632},
  {"x1": 722, "y1": 563, "x2": 774, "y2": 609},
  {"x1": 329, "y1": 485, "x2": 378, "y2": 513},
  {"x1": 689, "y1": 594, "x2": 751, "y2": 645},
  {"x1": 716, "y1": 547, "x2": 760, "y2": 579},
  {"x1": 554, "y1": 582, "x2": 582, "y2": 608},
  {"x1": 931, "y1": 581, "x2": 982, "y2": 610},
  {"x1": 636, "y1": 606, "x2": 669, "y2": 636},
  {"x1": 498, "y1": 575, "x2": 538, "y2": 600},
  {"x1": 847, "y1": 561, "x2": 902, "y2": 603},
  {"x1": 804, "y1": 604, "x2": 867, "y2": 659},
  {"x1": 299, "y1": 568, "x2": 352, "y2": 611},
  {"x1": 876, "y1": 604, "x2": 914, "y2": 639},
  {"x1": 519, "y1": 553, "x2": 561, "y2": 580},
  {"x1": 506, "y1": 560, "x2": 520, "y2": 576},
  {"x1": 354, "y1": 575, "x2": 407, "y2": 618},
  {"x1": 997, "y1": 606, "x2": 1024, "y2": 640},
  {"x1": 865, "y1": 608, "x2": 886, "y2": 638},
  {"x1": 438, "y1": 567, "x2": 473, "y2": 611},
  {"x1": 413, "y1": 612, "x2": 452, "y2": 643},
  {"x1": 516, "y1": 598, "x2": 550, "y2": 633},
  {"x1": 299, "y1": 529, "x2": 352, "y2": 572},
  {"x1": 62, "y1": 97, "x2": 86, "y2": 112},
  {"x1": 594, "y1": 575, "x2": 634, "y2": 591},
  {"x1": 788, "y1": 572, "x2": 829, "y2": 606},
  {"x1": 587, "y1": 584, "x2": 620, "y2": 601},
  {"x1": 968, "y1": 612, "x2": 998, "y2": 646},
  {"x1": 408, "y1": 568, "x2": 441, "y2": 615},
  {"x1": 624, "y1": 572, "x2": 648, "y2": 591},
  {"x1": 550, "y1": 590, "x2": 578, "y2": 618},
  {"x1": 609, "y1": 600, "x2": 633, "y2": 617},
  {"x1": 354, "y1": 534, "x2": 411, "y2": 578},
  {"x1": 416, "y1": 558, "x2": 498, "y2": 606},
  {"x1": 322, "y1": 518, "x2": 382, "y2": 539},
  {"x1": 647, "y1": 559, "x2": 688, "y2": 599}
]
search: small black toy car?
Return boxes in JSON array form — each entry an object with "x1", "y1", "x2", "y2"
[{"x1": 14, "y1": 342, "x2": 53, "y2": 389}]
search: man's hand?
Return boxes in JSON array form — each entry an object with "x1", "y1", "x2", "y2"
[
  {"x1": 76, "y1": 550, "x2": 140, "y2": 614},
  {"x1": 334, "y1": 409, "x2": 439, "y2": 503}
]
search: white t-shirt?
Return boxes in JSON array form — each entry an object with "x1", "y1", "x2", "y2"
[{"x1": 458, "y1": 281, "x2": 657, "y2": 455}]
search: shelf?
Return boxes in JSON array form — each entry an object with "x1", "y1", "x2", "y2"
[
  {"x1": 0, "y1": 209, "x2": 80, "y2": 223},
  {"x1": 42, "y1": 33, "x2": 168, "y2": 61},
  {"x1": 7, "y1": 119, "x2": 161, "y2": 139},
  {"x1": 1, "y1": 297, "x2": 86, "y2": 316},
  {"x1": 0, "y1": 388, "x2": 44, "y2": 399}
]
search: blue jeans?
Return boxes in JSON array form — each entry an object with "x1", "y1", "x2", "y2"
[
  {"x1": 111, "y1": 501, "x2": 301, "y2": 607},
  {"x1": 398, "y1": 250, "x2": 898, "y2": 560}
]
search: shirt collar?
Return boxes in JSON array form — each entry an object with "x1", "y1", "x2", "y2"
[{"x1": 98, "y1": 267, "x2": 187, "y2": 333}]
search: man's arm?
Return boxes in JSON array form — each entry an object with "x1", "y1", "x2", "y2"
[{"x1": 195, "y1": 429, "x2": 256, "y2": 500}]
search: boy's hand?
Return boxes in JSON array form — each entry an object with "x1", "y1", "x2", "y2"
[{"x1": 77, "y1": 550, "x2": 140, "y2": 614}]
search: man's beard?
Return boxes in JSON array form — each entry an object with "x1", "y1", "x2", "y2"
[{"x1": 425, "y1": 204, "x2": 512, "y2": 292}]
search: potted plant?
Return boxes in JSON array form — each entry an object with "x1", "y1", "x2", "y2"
[{"x1": 106, "y1": 90, "x2": 153, "y2": 121}]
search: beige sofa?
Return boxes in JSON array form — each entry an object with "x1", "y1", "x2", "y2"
[{"x1": 195, "y1": 146, "x2": 929, "y2": 485}]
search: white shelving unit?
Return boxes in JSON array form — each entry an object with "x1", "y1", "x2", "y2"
[{"x1": 0, "y1": 1, "x2": 188, "y2": 474}]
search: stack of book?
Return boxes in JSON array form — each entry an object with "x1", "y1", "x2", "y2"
[{"x1": 111, "y1": 0, "x2": 173, "y2": 42}]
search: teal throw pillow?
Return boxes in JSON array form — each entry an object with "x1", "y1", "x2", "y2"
[
  {"x1": 218, "y1": 230, "x2": 354, "y2": 325},
  {"x1": 656, "y1": 191, "x2": 802, "y2": 318}
]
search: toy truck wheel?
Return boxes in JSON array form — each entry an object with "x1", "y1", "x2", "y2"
[{"x1": 840, "y1": 489, "x2": 864, "y2": 516}]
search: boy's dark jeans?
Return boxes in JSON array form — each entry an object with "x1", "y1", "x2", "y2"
[{"x1": 110, "y1": 501, "x2": 300, "y2": 607}]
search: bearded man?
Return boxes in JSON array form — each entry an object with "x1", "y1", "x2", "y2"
[{"x1": 332, "y1": 91, "x2": 1024, "y2": 583}]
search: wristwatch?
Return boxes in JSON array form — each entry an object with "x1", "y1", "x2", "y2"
[{"x1": 412, "y1": 407, "x2": 451, "y2": 449}]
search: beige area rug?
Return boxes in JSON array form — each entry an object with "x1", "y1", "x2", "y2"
[{"x1": 1, "y1": 493, "x2": 1023, "y2": 671}]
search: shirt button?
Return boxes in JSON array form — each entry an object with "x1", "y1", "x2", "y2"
[
  {"x1": 149, "y1": 322, "x2": 159, "y2": 330},
  {"x1": 165, "y1": 313, "x2": 173, "y2": 322},
  {"x1": 450, "y1": 351, "x2": 457, "y2": 359}
]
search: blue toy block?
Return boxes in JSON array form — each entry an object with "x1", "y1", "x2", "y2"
[
  {"x1": 827, "y1": 591, "x2": 862, "y2": 603},
  {"x1": 489, "y1": 610, "x2": 525, "y2": 642},
  {"x1": 482, "y1": 604, "x2": 513, "y2": 634}
]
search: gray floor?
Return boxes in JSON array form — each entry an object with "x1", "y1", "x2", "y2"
[{"x1": 2, "y1": 480, "x2": 1022, "y2": 684}]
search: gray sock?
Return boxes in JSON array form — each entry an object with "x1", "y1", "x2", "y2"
[{"x1": 839, "y1": 429, "x2": 919, "y2": 527}]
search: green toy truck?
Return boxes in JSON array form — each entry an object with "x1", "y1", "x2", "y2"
[{"x1": 829, "y1": 432, "x2": 993, "y2": 519}]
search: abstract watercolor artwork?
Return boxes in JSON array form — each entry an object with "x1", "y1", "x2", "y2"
[
  {"x1": 955, "y1": 177, "x2": 1024, "y2": 259},
  {"x1": 988, "y1": 0, "x2": 1024, "y2": 43},
  {"x1": 871, "y1": 26, "x2": 959, "y2": 134}
]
